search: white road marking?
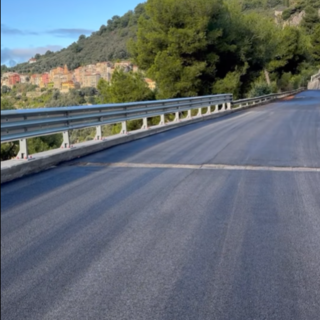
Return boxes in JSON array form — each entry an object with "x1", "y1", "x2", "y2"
[{"x1": 77, "y1": 162, "x2": 320, "y2": 173}]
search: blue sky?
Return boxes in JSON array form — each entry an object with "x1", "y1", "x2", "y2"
[{"x1": 1, "y1": 0, "x2": 143, "y2": 66}]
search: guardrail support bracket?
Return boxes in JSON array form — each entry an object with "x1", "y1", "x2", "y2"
[
  {"x1": 142, "y1": 117, "x2": 148, "y2": 129},
  {"x1": 17, "y1": 139, "x2": 29, "y2": 160},
  {"x1": 95, "y1": 125, "x2": 103, "y2": 140},
  {"x1": 121, "y1": 121, "x2": 127, "y2": 134},
  {"x1": 159, "y1": 114, "x2": 165, "y2": 125},
  {"x1": 61, "y1": 131, "x2": 71, "y2": 149}
]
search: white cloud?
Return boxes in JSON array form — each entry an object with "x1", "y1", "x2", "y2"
[
  {"x1": 1, "y1": 24, "x2": 93, "y2": 38},
  {"x1": 1, "y1": 24, "x2": 38, "y2": 35},
  {"x1": 1, "y1": 45, "x2": 63, "y2": 65},
  {"x1": 47, "y1": 28, "x2": 93, "y2": 37}
]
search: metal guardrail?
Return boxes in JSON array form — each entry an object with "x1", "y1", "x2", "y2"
[
  {"x1": 232, "y1": 89, "x2": 303, "y2": 107},
  {"x1": 1, "y1": 89, "x2": 303, "y2": 160},
  {"x1": 1, "y1": 94, "x2": 232, "y2": 159}
]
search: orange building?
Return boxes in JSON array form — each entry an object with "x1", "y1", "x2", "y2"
[
  {"x1": 61, "y1": 80, "x2": 75, "y2": 91},
  {"x1": 63, "y1": 64, "x2": 69, "y2": 74},
  {"x1": 40, "y1": 73, "x2": 50, "y2": 88},
  {"x1": 49, "y1": 67, "x2": 64, "y2": 81},
  {"x1": 8, "y1": 73, "x2": 21, "y2": 86},
  {"x1": 51, "y1": 67, "x2": 64, "y2": 75}
]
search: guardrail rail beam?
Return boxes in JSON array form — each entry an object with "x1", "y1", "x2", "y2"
[{"x1": 1, "y1": 90, "x2": 303, "y2": 161}]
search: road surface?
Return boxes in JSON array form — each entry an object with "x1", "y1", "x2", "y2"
[{"x1": 1, "y1": 91, "x2": 320, "y2": 320}]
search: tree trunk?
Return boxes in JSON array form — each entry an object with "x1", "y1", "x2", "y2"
[{"x1": 264, "y1": 69, "x2": 271, "y2": 86}]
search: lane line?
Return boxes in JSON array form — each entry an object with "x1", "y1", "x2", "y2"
[
  {"x1": 75, "y1": 162, "x2": 320, "y2": 173},
  {"x1": 201, "y1": 164, "x2": 320, "y2": 172}
]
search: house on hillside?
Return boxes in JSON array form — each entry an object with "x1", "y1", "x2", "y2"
[
  {"x1": 73, "y1": 66, "x2": 85, "y2": 84},
  {"x1": 1, "y1": 72, "x2": 19, "y2": 87},
  {"x1": 96, "y1": 62, "x2": 113, "y2": 82},
  {"x1": 8, "y1": 73, "x2": 21, "y2": 86},
  {"x1": 28, "y1": 58, "x2": 37, "y2": 64},
  {"x1": 49, "y1": 67, "x2": 64, "y2": 81},
  {"x1": 1, "y1": 73, "x2": 10, "y2": 87},
  {"x1": 61, "y1": 80, "x2": 75, "y2": 92},
  {"x1": 83, "y1": 73, "x2": 101, "y2": 88},
  {"x1": 30, "y1": 74, "x2": 41, "y2": 86},
  {"x1": 84, "y1": 64, "x2": 97, "y2": 73},
  {"x1": 114, "y1": 61, "x2": 132, "y2": 72},
  {"x1": 40, "y1": 73, "x2": 50, "y2": 88},
  {"x1": 53, "y1": 75, "x2": 62, "y2": 89},
  {"x1": 20, "y1": 75, "x2": 29, "y2": 83}
]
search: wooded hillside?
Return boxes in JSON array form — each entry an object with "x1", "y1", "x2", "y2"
[{"x1": 3, "y1": 0, "x2": 318, "y2": 76}]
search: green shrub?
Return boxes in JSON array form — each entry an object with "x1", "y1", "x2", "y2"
[{"x1": 249, "y1": 82, "x2": 273, "y2": 97}]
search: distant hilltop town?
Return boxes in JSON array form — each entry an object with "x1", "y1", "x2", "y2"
[{"x1": 1, "y1": 59, "x2": 156, "y2": 92}]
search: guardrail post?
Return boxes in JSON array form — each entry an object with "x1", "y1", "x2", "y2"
[
  {"x1": 17, "y1": 139, "x2": 28, "y2": 160},
  {"x1": 227, "y1": 103, "x2": 231, "y2": 110},
  {"x1": 95, "y1": 125, "x2": 103, "y2": 140},
  {"x1": 206, "y1": 106, "x2": 211, "y2": 115},
  {"x1": 187, "y1": 110, "x2": 192, "y2": 119},
  {"x1": 142, "y1": 117, "x2": 148, "y2": 129},
  {"x1": 174, "y1": 112, "x2": 180, "y2": 122},
  {"x1": 222, "y1": 103, "x2": 226, "y2": 111},
  {"x1": 61, "y1": 131, "x2": 71, "y2": 148},
  {"x1": 159, "y1": 114, "x2": 165, "y2": 125},
  {"x1": 214, "y1": 105, "x2": 218, "y2": 113},
  {"x1": 197, "y1": 108, "x2": 202, "y2": 117},
  {"x1": 120, "y1": 121, "x2": 127, "y2": 134}
]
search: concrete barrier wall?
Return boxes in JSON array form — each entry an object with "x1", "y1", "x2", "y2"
[
  {"x1": 308, "y1": 71, "x2": 320, "y2": 90},
  {"x1": 307, "y1": 80, "x2": 320, "y2": 90}
]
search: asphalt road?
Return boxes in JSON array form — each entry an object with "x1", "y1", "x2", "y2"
[{"x1": 1, "y1": 91, "x2": 320, "y2": 320}]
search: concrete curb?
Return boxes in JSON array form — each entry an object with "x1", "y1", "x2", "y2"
[{"x1": 0, "y1": 98, "x2": 286, "y2": 184}]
